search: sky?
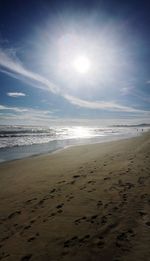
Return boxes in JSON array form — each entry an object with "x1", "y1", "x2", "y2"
[{"x1": 0, "y1": 0, "x2": 150, "y2": 126}]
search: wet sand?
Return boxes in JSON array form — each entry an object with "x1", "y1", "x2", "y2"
[{"x1": 0, "y1": 132, "x2": 150, "y2": 261}]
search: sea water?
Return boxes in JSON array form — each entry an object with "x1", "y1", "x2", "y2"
[{"x1": 0, "y1": 125, "x2": 149, "y2": 162}]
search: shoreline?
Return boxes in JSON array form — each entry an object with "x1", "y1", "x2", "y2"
[
  {"x1": 0, "y1": 131, "x2": 144, "y2": 164},
  {"x1": 0, "y1": 132, "x2": 150, "y2": 261}
]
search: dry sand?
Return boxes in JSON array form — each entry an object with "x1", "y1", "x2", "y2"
[{"x1": 0, "y1": 132, "x2": 150, "y2": 261}]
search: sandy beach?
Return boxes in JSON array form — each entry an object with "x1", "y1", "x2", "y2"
[{"x1": 0, "y1": 132, "x2": 150, "y2": 261}]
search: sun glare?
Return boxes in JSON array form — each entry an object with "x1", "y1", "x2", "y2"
[
  {"x1": 73, "y1": 55, "x2": 91, "y2": 74},
  {"x1": 73, "y1": 127, "x2": 90, "y2": 138}
]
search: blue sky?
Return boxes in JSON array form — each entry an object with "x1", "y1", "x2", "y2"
[{"x1": 0, "y1": 0, "x2": 150, "y2": 126}]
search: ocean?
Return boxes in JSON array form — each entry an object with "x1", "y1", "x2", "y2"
[{"x1": 0, "y1": 125, "x2": 149, "y2": 163}]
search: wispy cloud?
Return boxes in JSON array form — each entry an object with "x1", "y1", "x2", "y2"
[
  {"x1": 0, "y1": 104, "x2": 28, "y2": 112},
  {"x1": 64, "y1": 94, "x2": 149, "y2": 113},
  {"x1": 0, "y1": 47, "x2": 149, "y2": 115},
  {"x1": 0, "y1": 48, "x2": 59, "y2": 94},
  {"x1": 7, "y1": 92, "x2": 26, "y2": 97},
  {"x1": 0, "y1": 104, "x2": 57, "y2": 125},
  {"x1": 0, "y1": 104, "x2": 55, "y2": 114},
  {"x1": 120, "y1": 86, "x2": 135, "y2": 96}
]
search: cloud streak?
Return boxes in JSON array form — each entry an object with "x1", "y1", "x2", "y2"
[
  {"x1": 0, "y1": 104, "x2": 28, "y2": 112},
  {"x1": 64, "y1": 94, "x2": 150, "y2": 113},
  {"x1": 0, "y1": 47, "x2": 149, "y2": 114},
  {"x1": 0, "y1": 104, "x2": 57, "y2": 125},
  {"x1": 7, "y1": 92, "x2": 26, "y2": 97},
  {"x1": 0, "y1": 48, "x2": 59, "y2": 94},
  {"x1": 0, "y1": 104, "x2": 55, "y2": 115}
]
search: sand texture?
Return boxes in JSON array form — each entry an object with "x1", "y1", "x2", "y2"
[{"x1": 0, "y1": 132, "x2": 150, "y2": 261}]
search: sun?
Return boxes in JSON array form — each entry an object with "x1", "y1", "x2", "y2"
[{"x1": 72, "y1": 55, "x2": 91, "y2": 74}]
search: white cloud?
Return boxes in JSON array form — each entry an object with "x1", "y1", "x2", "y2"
[
  {"x1": 120, "y1": 86, "x2": 135, "y2": 96},
  {"x1": 7, "y1": 92, "x2": 26, "y2": 97},
  {"x1": 0, "y1": 104, "x2": 28, "y2": 112},
  {"x1": 0, "y1": 48, "x2": 149, "y2": 115},
  {"x1": 0, "y1": 104, "x2": 56, "y2": 115},
  {"x1": 0, "y1": 48, "x2": 59, "y2": 94},
  {"x1": 64, "y1": 94, "x2": 150, "y2": 113},
  {"x1": 0, "y1": 105, "x2": 57, "y2": 125},
  {"x1": 0, "y1": 102, "x2": 149, "y2": 127}
]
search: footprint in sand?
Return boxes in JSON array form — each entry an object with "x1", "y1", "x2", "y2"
[
  {"x1": 79, "y1": 185, "x2": 87, "y2": 190},
  {"x1": 140, "y1": 193, "x2": 149, "y2": 200},
  {"x1": 37, "y1": 199, "x2": 45, "y2": 207},
  {"x1": 87, "y1": 180, "x2": 96, "y2": 185},
  {"x1": 66, "y1": 195, "x2": 74, "y2": 202},
  {"x1": 104, "y1": 177, "x2": 111, "y2": 181},
  {"x1": 115, "y1": 229, "x2": 135, "y2": 249},
  {"x1": 30, "y1": 219, "x2": 36, "y2": 224},
  {"x1": 97, "y1": 240, "x2": 105, "y2": 247},
  {"x1": 139, "y1": 211, "x2": 150, "y2": 226},
  {"x1": 63, "y1": 234, "x2": 90, "y2": 248},
  {"x1": 50, "y1": 188, "x2": 56, "y2": 193},
  {"x1": 101, "y1": 216, "x2": 107, "y2": 224},
  {"x1": 74, "y1": 216, "x2": 87, "y2": 225},
  {"x1": 56, "y1": 203, "x2": 64, "y2": 209},
  {"x1": 24, "y1": 198, "x2": 37, "y2": 205},
  {"x1": 8, "y1": 210, "x2": 21, "y2": 219},
  {"x1": 87, "y1": 188, "x2": 96, "y2": 193},
  {"x1": 57, "y1": 180, "x2": 66, "y2": 184},
  {"x1": 145, "y1": 222, "x2": 150, "y2": 226},
  {"x1": 27, "y1": 233, "x2": 39, "y2": 242},
  {"x1": 90, "y1": 170, "x2": 94, "y2": 174},
  {"x1": 73, "y1": 175, "x2": 80, "y2": 179},
  {"x1": 27, "y1": 237, "x2": 36, "y2": 242},
  {"x1": 70, "y1": 180, "x2": 76, "y2": 185},
  {"x1": 75, "y1": 214, "x2": 106, "y2": 226},
  {"x1": 97, "y1": 200, "x2": 103, "y2": 207},
  {"x1": 138, "y1": 176, "x2": 149, "y2": 185},
  {"x1": 21, "y1": 254, "x2": 32, "y2": 260},
  {"x1": 49, "y1": 212, "x2": 56, "y2": 217},
  {"x1": 20, "y1": 225, "x2": 31, "y2": 235},
  {"x1": 122, "y1": 193, "x2": 127, "y2": 201},
  {"x1": 1, "y1": 235, "x2": 10, "y2": 242},
  {"x1": 61, "y1": 251, "x2": 69, "y2": 256},
  {"x1": 0, "y1": 252, "x2": 10, "y2": 259},
  {"x1": 118, "y1": 180, "x2": 135, "y2": 191},
  {"x1": 139, "y1": 211, "x2": 147, "y2": 217}
]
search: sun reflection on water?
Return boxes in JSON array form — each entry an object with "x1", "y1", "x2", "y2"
[{"x1": 72, "y1": 127, "x2": 91, "y2": 138}]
